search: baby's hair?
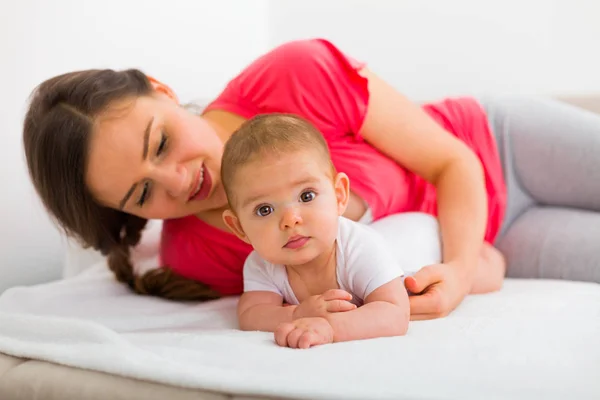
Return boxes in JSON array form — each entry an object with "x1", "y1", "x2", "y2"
[{"x1": 221, "y1": 114, "x2": 335, "y2": 207}]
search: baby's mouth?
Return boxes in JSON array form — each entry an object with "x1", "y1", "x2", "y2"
[{"x1": 284, "y1": 235, "x2": 310, "y2": 249}]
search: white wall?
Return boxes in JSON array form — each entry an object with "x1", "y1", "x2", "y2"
[
  {"x1": 0, "y1": 0, "x2": 270, "y2": 292},
  {"x1": 269, "y1": 0, "x2": 600, "y2": 101},
  {"x1": 2, "y1": 0, "x2": 600, "y2": 292}
]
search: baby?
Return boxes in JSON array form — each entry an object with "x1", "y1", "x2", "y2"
[{"x1": 221, "y1": 114, "x2": 410, "y2": 349}]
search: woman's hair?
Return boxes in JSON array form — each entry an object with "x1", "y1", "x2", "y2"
[
  {"x1": 221, "y1": 113, "x2": 335, "y2": 208},
  {"x1": 23, "y1": 69, "x2": 219, "y2": 301}
]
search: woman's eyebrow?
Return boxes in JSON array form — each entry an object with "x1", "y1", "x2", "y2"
[
  {"x1": 118, "y1": 117, "x2": 154, "y2": 210},
  {"x1": 119, "y1": 185, "x2": 137, "y2": 210},
  {"x1": 141, "y1": 117, "x2": 154, "y2": 160}
]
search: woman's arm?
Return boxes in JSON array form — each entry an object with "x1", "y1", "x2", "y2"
[{"x1": 357, "y1": 68, "x2": 488, "y2": 319}]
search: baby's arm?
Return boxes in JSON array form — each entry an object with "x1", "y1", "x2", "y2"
[
  {"x1": 239, "y1": 252, "x2": 300, "y2": 332},
  {"x1": 325, "y1": 277, "x2": 410, "y2": 343},
  {"x1": 274, "y1": 279, "x2": 409, "y2": 348},
  {"x1": 324, "y1": 222, "x2": 410, "y2": 342},
  {"x1": 237, "y1": 291, "x2": 296, "y2": 332},
  {"x1": 240, "y1": 252, "x2": 357, "y2": 333},
  {"x1": 239, "y1": 289, "x2": 358, "y2": 332}
]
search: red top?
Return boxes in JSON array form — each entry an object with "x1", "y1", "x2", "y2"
[{"x1": 161, "y1": 38, "x2": 506, "y2": 295}]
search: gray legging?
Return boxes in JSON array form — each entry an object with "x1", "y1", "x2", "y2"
[{"x1": 479, "y1": 96, "x2": 600, "y2": 283}]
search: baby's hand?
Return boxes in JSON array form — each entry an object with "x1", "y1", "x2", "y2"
[
  {"x1": 292, "y1": 289, "x2": 356, "y2": 320},
  {"x1": 274, "y1": 317, "x2": 334, "y2": 349}
]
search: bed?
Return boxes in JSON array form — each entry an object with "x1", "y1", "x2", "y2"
[{"x1": 1, "y1": 97, "x2": 599, "y2": 400}]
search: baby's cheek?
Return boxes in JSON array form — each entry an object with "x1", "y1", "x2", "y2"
[
  {"x1": 312, "y1": 211, "x2": 339, "y2": 236},
  {"x1": 250, "y1": 228, "x2": 278, "y2": 252}
]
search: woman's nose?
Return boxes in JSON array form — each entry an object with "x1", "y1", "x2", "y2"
[
  {"x1": 151, "y1": 163, "x2": 188, "y2": 198},
  {"x1": 280, "y1": 206, "x2": 303, "y2": 230}
]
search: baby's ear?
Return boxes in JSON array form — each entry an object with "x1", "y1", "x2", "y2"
[
  {"x1": 334, "y1": 172, "x2": 350, "y2": 216},
  {"x1": 222, "y1": 209, "x2": 251, "y2": 244}
]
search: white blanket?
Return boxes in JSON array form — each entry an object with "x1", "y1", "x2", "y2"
[{"x1": 0, "y1": 263, "x2": 599, "y2": 400}]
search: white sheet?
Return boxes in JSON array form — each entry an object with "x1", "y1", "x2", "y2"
[{"x1": 0, "y1": 263, "x2": 599, "y2": 400}]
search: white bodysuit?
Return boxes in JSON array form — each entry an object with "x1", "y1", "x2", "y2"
[{"x1": 243, "y1": 217, "x2": 405, "y2": 306}]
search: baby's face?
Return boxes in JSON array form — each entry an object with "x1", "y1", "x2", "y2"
[{"x1": 231, "y1": 150, "x2": 344, "y2": 266}]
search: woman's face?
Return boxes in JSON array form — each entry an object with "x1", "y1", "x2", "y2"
[{"x1": 86, "y1": 92, "x2": 228, "y2": 220}]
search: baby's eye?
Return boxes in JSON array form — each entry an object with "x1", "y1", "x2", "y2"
[
  {"x1": 300, "y1": 190, "x2": 316, "y2": 203},
  {"x1": 255, "y1": 205, "x2": 274, "y2": 217}
]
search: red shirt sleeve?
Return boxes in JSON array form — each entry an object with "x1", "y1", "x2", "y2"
[{"x1": 205, "y1": 38, "x2": 370, "y2": 138}]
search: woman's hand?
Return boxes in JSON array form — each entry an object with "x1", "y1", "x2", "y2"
[
  {"x1": 274, "y1": 317, "x2": 334, "y2": 349},
  {"x1": 404, "y1": 262, "x2": 471, "y2": 320}
]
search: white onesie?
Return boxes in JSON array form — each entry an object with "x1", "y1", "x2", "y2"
[{"x1": 243, "y1": 216, "x2": 405, "y2": 306}]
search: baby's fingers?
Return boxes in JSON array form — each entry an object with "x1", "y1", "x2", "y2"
[
  {"x1": 274, "y1": 323, "x2": 295, "y2": 347},
  {"x1": 298, "y1": 331, "x2": 316, "y2": 349},
  {"x1": 286, "y1": 328, "x2": 305, "y2": 348},
  {"x1": 326, "y1": 299, "x2": 357, "y2": 313},
  {"x1": 322, "y1": 289, "x2": 353, "y2": 301}
]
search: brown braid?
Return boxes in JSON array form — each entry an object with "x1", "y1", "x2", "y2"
[{"x1": 107, "y1": 214, "x2": 220, "y2": 301}]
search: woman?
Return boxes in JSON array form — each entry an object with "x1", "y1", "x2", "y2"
[{"x1": 23, "y1": 38, "x2": 600, "y2": 320}]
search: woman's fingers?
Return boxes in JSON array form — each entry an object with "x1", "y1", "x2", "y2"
[
  {"x1": 405, "y1": 265, "x2": 444, "y2": 293},
  {"x1": 409, "y1": 286, "x2": 445, "y2": 319}
]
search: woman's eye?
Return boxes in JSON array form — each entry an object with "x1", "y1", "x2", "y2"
[
  {"x1": 300, "y1": 190, "x2": 316, "y2": 203},
  {"x1": 255, "y1": 205, "x2": 274, "y2": 217},
  {"x1": 156, "y1": 132, "x2": 168, "y2": 156},
  {"x1": 137, "y1": 182, "x2": 151, "y2": 207}
]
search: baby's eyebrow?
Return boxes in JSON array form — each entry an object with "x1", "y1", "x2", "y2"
[
  {"x1": 241, "y1": 192, "x2": 268, "y2": 209},
  {"x1": 289, "y1": 176, "x2": 320, "y2": 187}
]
